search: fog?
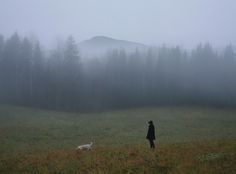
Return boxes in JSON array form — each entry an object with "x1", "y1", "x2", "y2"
[
  {"x1": 0, "y1": 0, "x2": 236, "y2": 48},
  {"x1": 0, "y1": 33, "x2": 235, "y2": 111},
  {"x1": 0, "y1": 1, "x2": 236, "y2": 112}
]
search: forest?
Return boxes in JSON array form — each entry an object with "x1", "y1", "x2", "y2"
[{"x1": 0, "y1": 33, "x2": 235, "y2": 112}]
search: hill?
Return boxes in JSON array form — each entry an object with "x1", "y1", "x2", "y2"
[{"x1": 78, "y1": 36, "x2": 148, "y2": 58}]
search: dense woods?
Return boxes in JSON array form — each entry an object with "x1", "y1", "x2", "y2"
[{"x1": 0, "y1": 33, "x2": 235, "y2": 112}]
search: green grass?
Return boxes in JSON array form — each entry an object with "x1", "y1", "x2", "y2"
[
  {"x1": 1, "y1": 140, "x2": 236, "y2": 174},
  {"x1": 0, "y1": 105, "x2": 236, "y2": 173}
]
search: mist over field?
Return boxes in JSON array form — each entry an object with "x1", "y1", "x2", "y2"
[
  {"x1": 0, "y1": 0, "x2": 236, "y2": 111},
  {"x1": 0, "y1": 33, "x2": 236, "y2": 111},
  {"x1": 0, "y1": 0, "x2": 236, "y2": 173}
]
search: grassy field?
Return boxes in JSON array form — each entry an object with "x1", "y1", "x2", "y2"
[{"x1": 0, "y1": 105, "x2": 236, "y2": 173}]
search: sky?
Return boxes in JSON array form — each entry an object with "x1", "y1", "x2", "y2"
[{"x1": 0, "y1": 0, "x2": 235, "y2": 48}]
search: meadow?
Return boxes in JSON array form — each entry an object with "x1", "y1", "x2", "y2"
[{"x1": 0, "y1": 105, "x2": 236, "y2": 173}]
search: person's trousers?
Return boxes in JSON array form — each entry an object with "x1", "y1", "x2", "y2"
[{"x1": 148, "y1": 139, "x2": 155, "y2": 149}]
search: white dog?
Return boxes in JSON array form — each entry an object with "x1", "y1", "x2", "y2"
[{"x1": 76, "y1": 142, "x2": 93, "y2": 151}]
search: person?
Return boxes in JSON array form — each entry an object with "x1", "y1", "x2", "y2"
[{"x1": 146, "y1": 120, "x2": 155, "y2": 149}]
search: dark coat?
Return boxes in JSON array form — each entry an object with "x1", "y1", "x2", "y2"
[{"x1": 146, "y1": 123, "x2": 155, "y2": 140}]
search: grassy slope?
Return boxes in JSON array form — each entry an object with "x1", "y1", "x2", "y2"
[{"x1": 0, "y1": 105, "x2": 236, "y2": 173}]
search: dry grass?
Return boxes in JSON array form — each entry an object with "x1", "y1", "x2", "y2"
[
  {"x1": 1, "y1": 140, "x2": 235, "y2": 174},
  {"x1": 0, "y1": 105, "x2": 236, "y2": 173}
]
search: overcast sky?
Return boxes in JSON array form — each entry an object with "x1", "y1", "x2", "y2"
[{"x1": 0, "y1": 0, "x2": 235, "y2": 48}]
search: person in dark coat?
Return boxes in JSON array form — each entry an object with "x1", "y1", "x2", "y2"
[{"x1": 146, "y1": 120, "x2": 155, "y2": 149}]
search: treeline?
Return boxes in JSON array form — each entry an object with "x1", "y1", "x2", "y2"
[{"x1": 0, "y1": 33, "x2": 236, "y2": 112}]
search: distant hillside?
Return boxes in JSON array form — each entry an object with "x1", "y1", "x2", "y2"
[{"x1": 78, "y1": 36, "x2": 148, "y2": 58}]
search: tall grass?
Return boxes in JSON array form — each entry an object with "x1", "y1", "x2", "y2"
[
  {"x1": 0, "y1": 140, "x2": 235, "y2": 174},
  {"x1": 0, "y1": 105, "x2": 236, "y2": 173}
]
